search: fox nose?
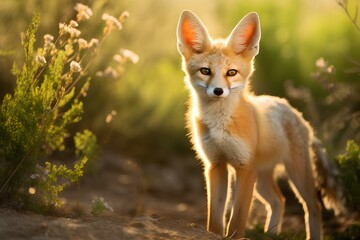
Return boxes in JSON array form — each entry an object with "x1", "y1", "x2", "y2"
[{"x1": 213, "y1": 88, "x2": 224, "y2": 96}]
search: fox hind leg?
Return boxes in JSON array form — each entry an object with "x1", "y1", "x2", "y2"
[
  {"x1": 255, "y1": 168, "x2": 285, "y2": 234},
  {"x1": 205, "y1": 162, "x2": 229, "y2": 235},
  {"x1": 285, "y1": 152, "x2": 322, "y2": 240}
]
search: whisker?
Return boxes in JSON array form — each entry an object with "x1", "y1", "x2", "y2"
[
  {"x1": 230, "y1": 89, "x2": 242, "y2": 93},
  {"x1": 193, "y1": 85, "x2": 207, "y2": 95}
]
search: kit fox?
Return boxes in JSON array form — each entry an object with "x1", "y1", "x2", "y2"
[{"x1": 176, "y1": 10, "x2": 345, "y2": 240}]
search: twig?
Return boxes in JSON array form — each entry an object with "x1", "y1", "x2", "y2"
[{"x1": 337, "y1": 0, "x2": 360, "y2": 32}]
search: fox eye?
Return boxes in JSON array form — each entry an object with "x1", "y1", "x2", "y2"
[
  {"x1": 200, "y1": 68, "x2": 211, "y2": 75},
  {"x1": 226, "y1": 69, "x2": 237, "y2": 76}
]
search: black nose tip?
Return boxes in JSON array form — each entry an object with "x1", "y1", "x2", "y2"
[{"x1": 213, "y1": 88, "x2": 224, "y2": 96}]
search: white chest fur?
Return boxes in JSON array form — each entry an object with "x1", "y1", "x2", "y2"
[{"x1": 192, "y1": 98, "x2": 251, "y2": 166}]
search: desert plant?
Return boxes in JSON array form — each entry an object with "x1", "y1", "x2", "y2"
[
  {"x1": 0, "y1": 4, "x2": 135, "y2": 209},
  {"x1": 91, "y1": 196, "x2": 114, "y2": 216},
  {"x1": 335, "y1": 140, "x2": 360, "y2": 211}
]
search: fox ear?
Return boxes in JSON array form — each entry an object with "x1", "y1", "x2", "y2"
[
  {"x1": 177, "y1": 10, "x2": 212, "y2": 57},
  {"x1": 226, "y1": 12, "x2": 261, "y2": 57}
]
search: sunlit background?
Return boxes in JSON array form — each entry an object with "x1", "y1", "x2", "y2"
[{"x1": 1, "y1": 0, "x2": 359, "y2": 162}]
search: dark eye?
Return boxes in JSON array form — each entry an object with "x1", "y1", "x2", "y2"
[
  {"x1": 226, "y1": 69, "x2": 237, "y2": 76},
  {"x1": 200, "y1": 68, "x2": 211, "y2": 75}
]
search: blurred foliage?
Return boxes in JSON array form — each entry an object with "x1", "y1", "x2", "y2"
[
  {"x1": 74, "y1": 129, "x2": 99, "y2": 174},
  {"x1": 91, "y1": 196, "x2": 114, "y2": 216},
  {"x1": 335, "y1": 140, "x2": 360, "y2": 211},
  {"x1": 35, "y1": 157, "x2": 88, "y2": 208},
  {"x1": 245, "y1": 224, "x2": 305, "y2": 240},
  {"x1": 0, "y1": 0, "x2": 359, "y2": 162},
  {"x1": 332, "y1": 221, "x2": 360, "y2": 240}
]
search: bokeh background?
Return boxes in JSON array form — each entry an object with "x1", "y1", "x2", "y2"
[{"x1": 0, "y1": 0, "x2": 359, "y2": 162}]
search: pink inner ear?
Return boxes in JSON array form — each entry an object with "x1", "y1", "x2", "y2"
[
  {"x1": 182, "y1": 19, "x2": 196, "y2": 46},
  {"x1": 241, "y1": 22, "x2": 256, "y2": 46}
]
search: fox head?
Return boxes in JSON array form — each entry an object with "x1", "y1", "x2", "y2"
[{"x1": 177, "y1": 11, "x2": 260, "y2": 100}]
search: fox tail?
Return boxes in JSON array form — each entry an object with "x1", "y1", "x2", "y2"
[{"x1": 311, "y1": 138, "x2": 347, "y2": 215}]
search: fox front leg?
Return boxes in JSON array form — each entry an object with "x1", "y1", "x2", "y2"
[
  {"x1": 226, "y1": 166, "x2": 256, "y2": 238},
  {"x1": 205, "y1": 162, "x2": 229, "y2": 236}
]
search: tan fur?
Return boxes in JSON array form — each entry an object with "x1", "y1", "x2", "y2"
[{"x1": 177, "y1": 10, "x2": 343, "y2": 240}]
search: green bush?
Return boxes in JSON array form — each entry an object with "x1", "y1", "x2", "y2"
[
  {"x1": 335, "y1": 140, "x2": 360, "y2": 211},
  {"x1": 0, "y1": 11, "x2": 89, "y2": 208},
  {"x1": 0, "y1": 4, "x2": 133, "y2": 209},
  {"x1": 91, "y1": 196, "x2": 114, "y2": 216}
]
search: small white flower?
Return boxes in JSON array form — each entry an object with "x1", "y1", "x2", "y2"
[
  {"x1": 104, "y1": 202, "x2": 114, "y2": 212},
  {"x1": 121, "y1": 49, "x2": 139, "y2": 64},
  {"x1": 43, "y1": 34, "x2": 54, "y2": 43},
  {"x1": 327, "y1": 65, "x2": 335, "y2": 74},
  {"x1": 70, "y1": 61, "x2": 82, "y2": 72},
  {"x1": 96, "y1": 71, "x2": 104, "y2": 77},
  {"x1": 28, "y1": 187, "x2": 36, "y2": 195},
  {"x1": 316, "y1": 57, "x2": 326, "y2": 68},
  {"x1": 105, "y1": 110, "x2": 117, "y2": 123},
  {"x1": 105, "y1": 114, "x2": 113, "y2": 123},
  {"x1": 102, "y1": 13, "x2": 123, "y2": 30},
  {"x1": 43, "y1": 35, "x2": 55, "y2": 53},
  {"x1": 96, "y1": 67, "x2": 119, "y2": 78},
  {"x1": 78, "y1": 38, "x2": 88, "y2": 49},
  {"x1": 65, "y1": 44, "x2": 74, "y2": 56},
  {"x1": 59, "y1": 23, "x2": 69, "y2": 35},
  {"x1": 50, "y1": 48, "x2": 57, "y2": 56},
  {"x1": 30, "y1": 173, "x2": 40, "y2": 179},
  {"x1": 104, "y1": 66, "x2": 119, "y2": 78},
  {"x1": 59, "y1": 23, "x2": 81, "y2": 37},
  {"x1": 36, "y1": 55, "x2": 47, "y2": 65},
  {"x1": 69, "y1": 27, "x2": 81, "y2": 38},
  {"x1": 113, "y1": 54, "x2": 124, "y2": 64},
  {"x1": 74, "y1": 3, "x2": 93, "y2": 21},
  {"x1": 119, "y1": 11, "x2": 130, "y2": 22},
  {"x1": 88, "y1": 38, "x2": 99, "y2": 48},
  {"x1": 69, "y1": 20, "x2": 79, "y2": 28}
]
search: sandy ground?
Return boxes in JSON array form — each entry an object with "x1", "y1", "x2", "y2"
[{"x1": 0, "y1": 152, "x2": 353, "y2": 239}]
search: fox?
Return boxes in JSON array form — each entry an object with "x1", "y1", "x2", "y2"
[{"x1": 176, "y1": 10, "x2": 346, "y2": 240}]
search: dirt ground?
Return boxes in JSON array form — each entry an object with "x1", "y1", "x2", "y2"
[{"x1": 0, "y1": 152, "x2": 353, "y2": 239}]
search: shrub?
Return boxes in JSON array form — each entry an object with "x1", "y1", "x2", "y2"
[
  {"x1": 0, "y1": 4, "x2": 134, "y2": 210},
  {"x1": 335, "y1": 140, "x2": 360, "y2": 211},
  {"x1": 91, "y1": 196, "x2": 114, "y2": 216}
]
